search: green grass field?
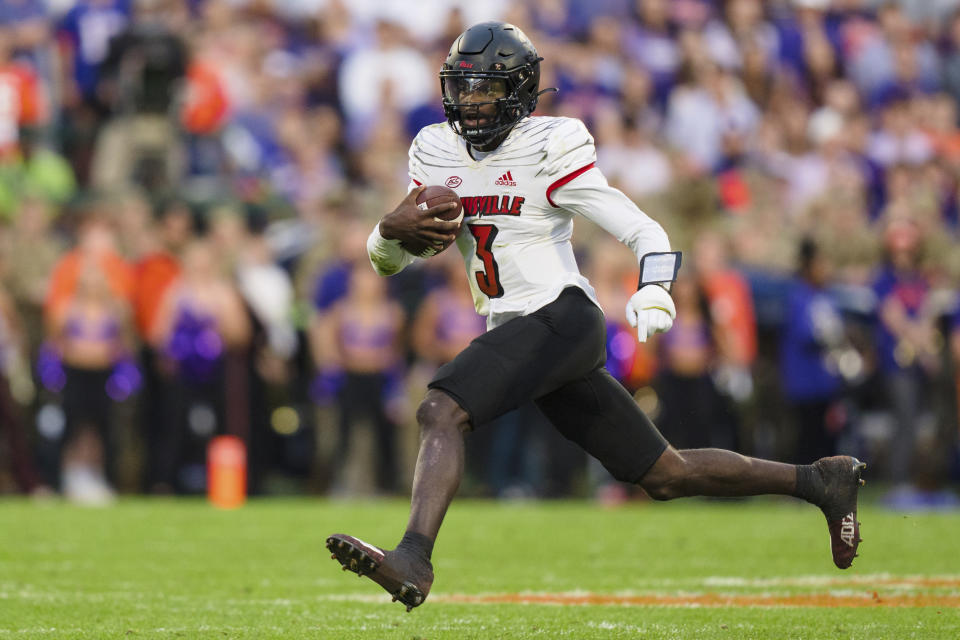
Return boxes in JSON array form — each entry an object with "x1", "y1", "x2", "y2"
[{"x1": 2, "y1": 496, "x2": 959, "y2": 639}]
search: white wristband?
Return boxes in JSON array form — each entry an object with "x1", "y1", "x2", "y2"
[
  {"x1": 638, "y1": 251, "x2": 682, "y2": 286},
  {"x1": 369, "y1": 222, "x2": 402, "y2": 251},
  {"x1": 366, "y1": 221, "x2": 411, "y2": 275}
]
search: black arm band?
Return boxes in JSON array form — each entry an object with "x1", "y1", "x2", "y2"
[{"x1": 637, "y1": 251, "x2": 682, "y2": 289}]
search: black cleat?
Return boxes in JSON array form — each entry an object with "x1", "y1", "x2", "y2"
[
  {"x1": 326, "y1": 534, "x2": 434, "y2": 611},
  {"x1": 812, "y1": 456, "x2": 866, "y2": 569}
]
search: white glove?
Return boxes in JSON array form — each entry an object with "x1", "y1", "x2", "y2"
[{"x1": 625, "y1": 285, "x2": 676, "y2": 342}]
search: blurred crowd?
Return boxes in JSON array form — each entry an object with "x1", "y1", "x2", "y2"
[{"x1": 0, "y1": 0, "x2": 959, "y2": 507}]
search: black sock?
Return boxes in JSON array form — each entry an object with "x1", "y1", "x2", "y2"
[
  {"x1": 794, "y1": 464, "x2": 824, "y2": 504},
  {"x1": 399, "y1": 531, "x2": 434, "y2": 561}
]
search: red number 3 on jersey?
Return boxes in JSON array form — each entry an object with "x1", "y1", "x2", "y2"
[{"x1": 467, "y1": 223, "x2": 504, "y2": 298}]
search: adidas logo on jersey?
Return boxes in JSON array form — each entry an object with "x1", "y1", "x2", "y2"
[{"x1": 494, "y1": 171, "x2": 517, "y2": 187}]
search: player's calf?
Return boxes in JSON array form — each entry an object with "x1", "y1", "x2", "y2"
[{"x1": 636, "y1": 446, "x2": 692, "y2": 501}]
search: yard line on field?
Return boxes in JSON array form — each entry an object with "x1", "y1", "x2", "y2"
[
  {"x1": 314, "y1": 581, "x2": 960, "y2": 609},
  {"x1": 434, "y1": 592, "x2": 960, "y2": 608},
  {"x1": 698, "y1": 574, "x2": 960, "y2": 589},
  {"x1": 0, "y1": 627, "x2": 291, "y2": 636},
  {"x1": 317, "y1": 593, "x2": 394, "y2": 604}
]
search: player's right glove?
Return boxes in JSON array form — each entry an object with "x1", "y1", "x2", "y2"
[{"x1": 625, "y1": 284, "x2": 676, "y2": 343}]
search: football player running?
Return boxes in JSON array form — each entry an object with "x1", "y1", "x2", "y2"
[{"x1": 327, "y1": 22, "x2": 865, "y2": 611}]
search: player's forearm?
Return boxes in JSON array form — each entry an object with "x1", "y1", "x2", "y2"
[
  {"x1": 555, "y1": 170, "x2": 671, "y2": 259},
  {"x1": 367, "y1": 222, "x2": 416, "y2": 276},
  {"x1": 596, "y1": 189, "x2": 671, "y2": 259},
  {"x1": 620, "y1": 216, "x2": 671, "y2": 262}
]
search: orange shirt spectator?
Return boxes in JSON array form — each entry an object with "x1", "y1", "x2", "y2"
[
  {"x1": 132, "y1": 253, "x2": 180, "y2": 339},
  {"x1": 694, "y1": 232, "x2": 758, "y2": 367},
  {"x1": 45, "y1": 250, "x2": 134, "y2": 326},
  {"x1": 0, "y1": 60, "x2": 45, "y2": 158},
  {"x1": 701, "y1": 269, "x2": 758, "y2": 367},
  {"x1": 181, "y1": 60, "x2": 229, "y2": 135},
  {"x1": 44, "y1": 215, "x2": 134, "y2": 328}
]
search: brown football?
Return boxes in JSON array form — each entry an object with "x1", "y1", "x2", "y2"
[
  {"x1": 416, "y1": 185, "x2": 463, "y2": 221},
  {"x1": 402, "y1": 185, "x2": 464, "y2": 257}
]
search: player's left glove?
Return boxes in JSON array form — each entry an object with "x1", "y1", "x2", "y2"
[{"x1": 625, "y1": 284, "x2": 676, "y2": 343}]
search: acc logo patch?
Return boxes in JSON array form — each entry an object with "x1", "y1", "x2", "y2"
[{"x1": 445, "y1": 176, "x2": 463, "y2": 188}]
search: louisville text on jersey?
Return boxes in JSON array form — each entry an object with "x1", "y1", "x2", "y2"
[{"x1": 461, "y1": 195, "x2": 525, "y2": 217}]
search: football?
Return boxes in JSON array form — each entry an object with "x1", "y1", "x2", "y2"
[
  {"x1": 402, "y1": 185, "x2": 464, "y2": 257},
  {"x1": 417, "y1": 185, "x2": 463, "y2": 222}
]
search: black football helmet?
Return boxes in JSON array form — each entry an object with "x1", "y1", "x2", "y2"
[{"x1": 440, "y1": 22, "x2": 550, "y2": 148}]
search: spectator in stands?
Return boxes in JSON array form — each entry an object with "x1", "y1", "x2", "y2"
[
  {"x1": 338, "y1": 19, "x2": 434, "y2": 148},
  {"x1": 236, "y1": 206, "x2": 297, "y2": 383},
  {"x1": 0, "y1": 33, "x2": 47, "y2": 170},
  {"x1": 235, "y1": 205, "x2": 297, "y2": 491},
  {"x1": 317, "y1": 264, "x2": 405, "y2": 496},
  {"x1": 0, "y1": 247, "x2": 41, "y2": 494},
  {"x1": 48, "y1": 254, "x2": 134, "y2": 504},
  {"x1": 133, "y1": 198, "x2": 190, "y2": 492},
  {"x1": 0, "y1": 0, "x2": 50, "y2": 63},
  {"x1": 4, "y1": 195, "x2": 63, "y2": 363},
  {"x1": 847, "y1": 2, "x2": 939, "y2": 102},
  {"x1": 654, "y1": 272, "x2": 737, "y2": 450},
  {"x1": 594, "y1": 107, "x2": 673, "y2": 200},
  {"x1": 45, "y1": 205, "x2": 134, "y2": 333},
  {"x1": 702, "y1": 0, "x2": 778, "y2": 72},
  {"x1": 625, "y1": 0, "x2": 681, "y2": 107},
  {"x1": 273, "y1": 106, "x2": 347, "y2": 211},
  {"x1": 951, "y1": 306, "x2": 960, "y2": 438},
  {"x1": 942, "y1": 9, "x2": 960, "y2": 110},
  {"x1": 780, "y1": 238, "x2": 846, "y2": 463},
  {"x1": 873, "y1": 215, "x2": 941, "y2": 497},
  {"x1": 665, "y1": 59, "x2": 759, "y2": 173},
  {"x1": 150, "y1": 238, "x2": 250, "y2": 492},
  {"x1": 89, "y1": 0, "x2": 188, "y2": 193},
  {"x1": 0, "y1": 127, "x2": 77, "y2": 219},
  {"x1": 694, "y1": 230, "x2": 757, "y2": 373},
  {"x1": 868, "y1": 92, "x2": 934, "y2": 170},
  {"x1": 57, "y1": 0, "x2": 132, "y2": 183}
]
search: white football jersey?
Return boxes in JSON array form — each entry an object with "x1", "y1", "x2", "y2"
[{"x1": 368, "y1": 116, "x2": 671, "y2": 329}]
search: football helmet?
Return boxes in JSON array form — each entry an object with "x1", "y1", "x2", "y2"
[{"x1": 440, "y1": 22, "x2": 550, "y2": 148}]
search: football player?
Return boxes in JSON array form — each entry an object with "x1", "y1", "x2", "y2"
[{"x1": 327, "y1": 22, "x2": 865, "y2": 611}]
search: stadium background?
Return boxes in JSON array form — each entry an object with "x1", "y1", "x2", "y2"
[{"x1": 0, "y1": 0, "x2": 958, "y2": 510}]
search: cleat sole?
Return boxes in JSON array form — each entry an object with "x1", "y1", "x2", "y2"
[{"x1": 326, "y1": 534, "x2": 430, "y2": 611}]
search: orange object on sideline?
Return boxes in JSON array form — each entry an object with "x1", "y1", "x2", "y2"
[{"x1": 207, "y1": 436, "x2": 246, "y2": 509}]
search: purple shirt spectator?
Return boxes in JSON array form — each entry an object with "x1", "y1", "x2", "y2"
[
  {"x1": 780, "y1": 279, "x2": 842, "y2": 402},
  {"x1": 0, "y1": 0, "x2": 50, "y2": 72},
  {"x1": 0, "y1": 0, "x2": 45, "y2": 23},
  {"x1": 623, "y1": 17, "x2": 681, "y2": 107},
  {"x1": 872, "y1": 265, "x2": 930, "y2": 374},
  {"x1": 312, "y1": 261, "x2": 352, "y2": 313},
  {"x1": 58, "y1": 0, "x2": 131, "y2": 101}
]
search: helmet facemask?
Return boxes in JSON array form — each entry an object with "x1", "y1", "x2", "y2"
[{"x1": 440, "y1": 62, "x2": 540, "y2": 148}]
